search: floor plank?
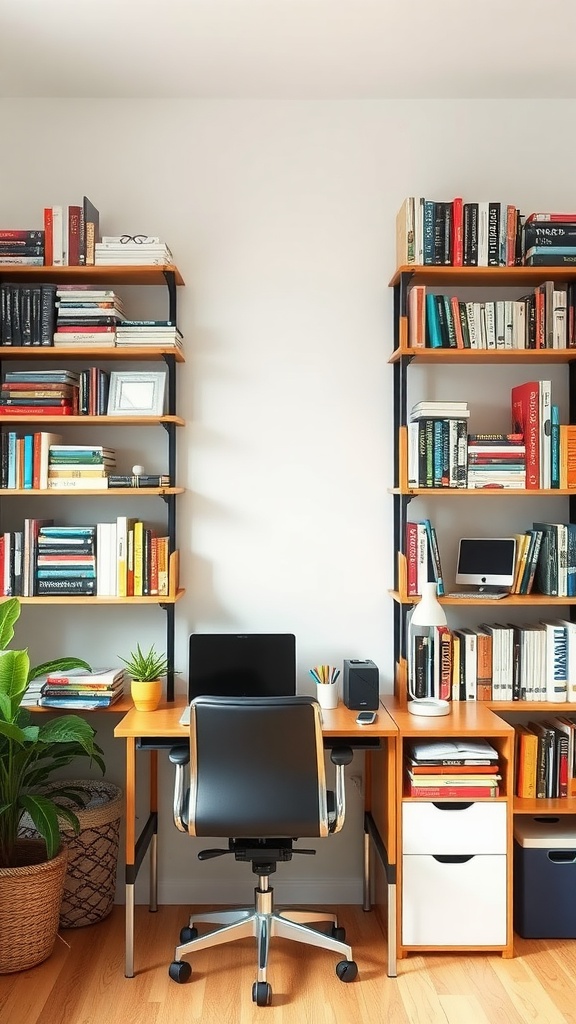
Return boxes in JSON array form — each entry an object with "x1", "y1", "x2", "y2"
[{"x1": 3, "y1": 906, "x2": 576, "y2": 1024}]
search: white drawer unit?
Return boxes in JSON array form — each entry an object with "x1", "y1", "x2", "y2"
[
  {"x1": 401, "y1": 800, "x2": 508, "y2": 947},
  {"x1": 402, "y1": 800, "x2": 507, "y2": 856},
  {"x1": 402, "y1": 852, "x2": 507, "y2": 946}
]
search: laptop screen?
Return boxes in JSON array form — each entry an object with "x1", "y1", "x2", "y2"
[{"x1": 187, "y1": 633, "x2": 296, "y2": 702}]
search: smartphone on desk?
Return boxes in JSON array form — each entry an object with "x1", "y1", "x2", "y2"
[{"x1": 355, "y1": 711, "x2": 377, "y2": 725}]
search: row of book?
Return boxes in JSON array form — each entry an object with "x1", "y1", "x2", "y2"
[
  {"x1": 408, "y1": 283, "x2": 576, "y2": 350},
  {"x1": 409, "y1": 618, "x2": 576, "y2": 704},
  {"x1": 0, "y1": 283, "x2": 183, "y2": 349},
  {"x1": 0, "y1": 519, "x2": 171, "y2": 598},
  {"x1": 405, "y1": 737, "x2": 501, "y2": 798},
  {"x1": 397, "y1": 199, "x2": 576, "y2": 268},
  {"x1": 407, "y1": 382, "x2": 559, "y2": 491},
  {"x1": 0, "y1": 430, "x2": 169, "y2": 491},
  {"x1": 22, "y1": 667, "x2": 125, "y2": 710},
  {"x1": 514, "y1": 718, "x2": 576, "y2": 799},
  {"x1": 407, "y1": 519, "x2": 576, "y2": 600},
  {"x1": 396, "y1": 197, "x2": 522, "y2": 268}
]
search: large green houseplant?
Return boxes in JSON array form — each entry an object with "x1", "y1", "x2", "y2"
[{"x1": 0, "y1": 597, "x2": 104, "y2": 869}]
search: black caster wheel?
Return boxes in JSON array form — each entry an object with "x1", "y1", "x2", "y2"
[
  {"x1": 180, "y1": 925, "x2": 198, "y2": 943},
  {"x1": 252, "y1": 981, "x2": 272, "y2": 1006},
  {"x1": 331, "y1": 925, "x2": 346, "y2": 942},
  {"x1": 169, "y1": 960, "x2": 192, "y2": 983},
  {"x1": 336, "y1": 959, "x2": 358, "y2": 982}
]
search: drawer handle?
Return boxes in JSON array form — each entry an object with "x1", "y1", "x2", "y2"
[
  {"x1": 548, "y1": 851, "x2": 576, "y2": 864},
  {"x1": 433, "y1": 855, "x2": 474, "y2": 864},
  {"x1": 432, "y1": 801, "x2": 474, "y2": 812}
]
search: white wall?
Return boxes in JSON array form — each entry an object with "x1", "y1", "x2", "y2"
[{"x1": 2, "y1": 97, "x2": 575, "y2": 902}]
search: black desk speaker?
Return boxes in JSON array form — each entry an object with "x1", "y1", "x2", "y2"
[{"x1": 343, "y1": 659, "x2": 379, "y2": 711}]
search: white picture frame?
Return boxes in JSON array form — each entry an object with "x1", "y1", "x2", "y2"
[{"x1": 107, "y1": 371, "x2": 167, "y2": 416}]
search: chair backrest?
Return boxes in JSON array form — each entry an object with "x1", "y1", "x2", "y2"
[{"x1": 187, "y1": 695, "x2": 329, "y2": 839}]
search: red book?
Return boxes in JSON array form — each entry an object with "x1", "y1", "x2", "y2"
[
  {"x1": 68, "y1": 206, "x2": 82, "y2": 266},
  {"x1": 526, "y1": 212, "x2": 576, "y2": 223},
  {"x1": 0, "y1": 407, "x2": 73, "y2": 416},
  {"x1": 408, "y1": 763, "x2": 498, "y2": 774},
  {"x1": 506, "y1": 205, "x2": 517, "y2": 266},
  {"x1": 451, "y1": 197, "x2": 463, "y2": 266},
  {"x1": 450, "y1": 296, "x2": 464, "y2": 348},
  {"x1": 56, "y1": 324, "x2": 116, "y2": 333},
  {"x1": 0, "y1": 229, "x2": 43, "y2": 241},
  {"x1": 43, "y1": 209, "x2": 53, "y2": 266},
  {"x1": 407, "y1": 784, "x2": 499, "y2": 798},
  {"x1": 405, "y1": 522, "x2": 418, "y2": 596},
  {"x1": 511, "y1": 381, "x2": 539, "y2": 488}
]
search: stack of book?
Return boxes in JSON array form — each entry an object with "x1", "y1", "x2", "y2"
[
  {"x1": 0, "y1": 369, "x2": 79, "y2": 416},
  {"x1": 407, "y1": 401, "x2": 469, "y2": 489},
  {"x1": 47, "y1": 444, "x2": 116, "y2": 490},
  {"x1": 53, "y1": 286, "x2": 125, "y2": 347},
  {"x1": 467, "y1": 432, "x2": 526, "y2": 490},
  {"x1": 523, "y1": 212, "x2": 576, "y2": 267},
  {"x1": 0, "y1": 228, "x2": 44, "y2": 267},
  {"x1": 35, "y1": 524, "x2": 97, "y2": 596},
  {"x1": 38, "y1": 666, "x2": 125, "y2": 710},
  {"x1": 405, "y1": 738, "x2": 501, "y2": 798},
  {"x1": 115, "y1": 320, "x2": 183, "y2": 350},
  {"x1": 94, "y1": 236, "x2": 173, "y2": 266}
]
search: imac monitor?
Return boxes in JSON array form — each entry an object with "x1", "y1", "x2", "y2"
[
  {"x1": 455, "y1": 537, "x2": 517, "y2": 591},
  {"x1": 187, "y1": 633, "x2": 296, "y2": 702}
]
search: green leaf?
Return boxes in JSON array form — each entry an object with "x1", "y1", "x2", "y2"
[
  {"x1": 0, "y1": 650, "x2": 30, "y2": 718},
  {"x1": 19, "y1": 795, "x2": 61, "y2": 861},
  {"x1": 0, "y1": 598, "x2": 20, "y2": 651},
  {"x1": 0, "y1": 720, "x2": 27, "y2": 743},
  {"x1": 28, "y1": 657, "x2": 92, "y2": 683}
]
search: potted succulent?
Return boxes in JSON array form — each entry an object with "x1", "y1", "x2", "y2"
[
  {"x1": 0, "y1": 597, "x2": 105, "y2": 972},
  {"x1": 119, "y1": 643, "x2": 168, "y2": 711}
]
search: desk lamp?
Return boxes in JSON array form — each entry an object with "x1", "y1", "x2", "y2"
[{"x1": 407, "y1": 582, "x2": 451, "y2": 717}]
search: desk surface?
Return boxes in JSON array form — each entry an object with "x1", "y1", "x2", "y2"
[{"x1": 114, "y1": 696, "x2": 397, "y2": 739}]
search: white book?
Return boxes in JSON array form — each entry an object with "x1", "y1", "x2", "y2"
[
  {"x1": 484, "y1": 301, "x2": 496, "y2": 348},
  {"x1": 503, "y1": 301, "x2": 513, "y2": 348},
  {"x1": 466, "y1": 301, "x2": 477, "y2": 348},
  {"x1": 47, "y1": 478, "x2": 109, "y2": 489},
  {"x1": 554, "y1": 287, "x2": 567, "y2": 348},
  {"x1": 407, "y1": 421, "x2": 419, "y2": 487},
  {"x1": 416, "y1": 522, "x2": 428, "y2": 595},
  {"x1": 52, "y1": 205, "x2": 64, "y2": 266},
  {"x1": 546, "y1": 619, "x2": 576, "y2": 702},
  {"x1": 540, "y1": 620, "x2": 569, "y2": 702},
  {"x1": 97, "y1": 522, "x2": 116, "y2": 596}
]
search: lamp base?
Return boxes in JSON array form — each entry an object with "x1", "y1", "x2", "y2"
[{"x1": 407, "y1": 698, "x2": 451, "y2": 718}]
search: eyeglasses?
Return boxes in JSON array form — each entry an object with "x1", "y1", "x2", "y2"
[{"x1": 120, "y1": 234, "x2": 151, "y2": 244}]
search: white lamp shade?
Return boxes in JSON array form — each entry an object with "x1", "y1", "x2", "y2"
[{"x1": 409, "y1": 582, "x2": 447, "y2": 628}]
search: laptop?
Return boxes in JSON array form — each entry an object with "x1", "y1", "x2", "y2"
[{"x1": 180, "y1": 633, "x2": 296, "y2": 725}]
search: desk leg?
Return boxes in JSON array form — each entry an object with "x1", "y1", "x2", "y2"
[
  {"x1": 125, "y1": 736, "x2": 136, "y2": 978},
  {"x1": 363, "y1": 827, "x2": 371, "y2": 911},
  {"x1": 150, "y1": 750, "x2": 158, "y2": 912}
]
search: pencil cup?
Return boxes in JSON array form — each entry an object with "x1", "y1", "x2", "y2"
[{"x1": 316, "y1": 682, "x2": 339, "y2": 710}]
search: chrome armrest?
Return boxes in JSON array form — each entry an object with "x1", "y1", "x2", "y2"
[
  {"x1": 330, "y1": 746, "x2": 353, "y2": 834},
  {"x1": 169, "y1": 744, "x2": 190, "y2": 833}
]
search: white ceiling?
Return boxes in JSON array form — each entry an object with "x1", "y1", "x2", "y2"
[{"x1": 2, "y1": 0, "x2": 576, "y2": 100}]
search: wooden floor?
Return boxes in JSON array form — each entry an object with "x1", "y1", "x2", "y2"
[{"x1": 2, "y1": 905, "x2": 576, "y2": 1024}]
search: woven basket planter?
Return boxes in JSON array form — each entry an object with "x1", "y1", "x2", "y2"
[
  {"x1": 0, "y1": 840, "x2": 68, "y2": 973},
  {"x1": 20, "y1": 779, "x2": 123, "y2": 929}
]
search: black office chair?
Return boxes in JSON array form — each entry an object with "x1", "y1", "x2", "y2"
[{"x1": 168, "y1": 694, "x2": 357, "y2": 1006}]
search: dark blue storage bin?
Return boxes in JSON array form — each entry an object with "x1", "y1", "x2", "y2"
[{"x1": 514, "y1": 815, "x2": 576, "y2": 938}]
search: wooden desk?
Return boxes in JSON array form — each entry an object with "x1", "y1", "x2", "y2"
[{"x1": 114, "y1": 698, "x2": 398, "y2": 978}]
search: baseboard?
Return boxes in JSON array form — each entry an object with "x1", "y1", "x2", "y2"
[{"x1": 144, "y1": 876, "x2": 363, "y2": 906}]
